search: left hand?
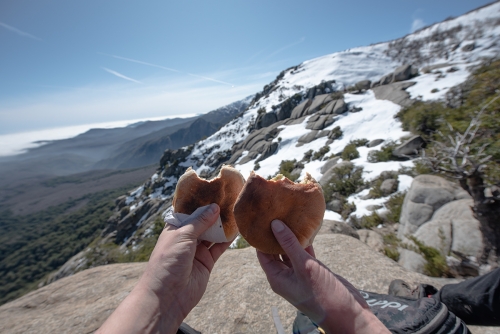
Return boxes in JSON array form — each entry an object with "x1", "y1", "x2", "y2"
[{"x1": 97, "y1": 203, "x2": 233, "y2": 334}]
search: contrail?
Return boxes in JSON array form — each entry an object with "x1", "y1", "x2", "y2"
[
  {"x1": 100, "y1": 53, "x2": 234, "y2": 87},
  {"x1": 102, "y1": 67, "x2": 142, "y2": 84},
  {"x1": 265, "y1": 37, "x2": 305, "y2": 60},
  {"x1": 0, "y1": 21, "x2": 42, "y2": 41}
]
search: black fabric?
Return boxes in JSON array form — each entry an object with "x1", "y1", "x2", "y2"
[
  {"x1": 359, "y1": 290, "x2": 470, "y2": 334},
  {"x1": 177, "y1": 322, "x2": 201, "y2": 334},
  {"x1": 432, "y1": 268, "x2": 500, "y2": 326}
]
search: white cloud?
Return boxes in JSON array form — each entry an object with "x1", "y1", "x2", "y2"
[
  {"x1": 0, "y1": 21, "x2": 42, "y2": 41},
  {"x1": 102, "y1": 67, "x2": 142, "y2": 84},
  {"x1": 411, "y1": 18, "x2": 426, "y2": 33}
]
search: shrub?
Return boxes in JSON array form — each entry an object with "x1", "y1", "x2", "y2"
[
  {"x1": 367, "y1": 141, "x2": 398, "y2": 163},
  {"x1": 395, "y1": 101, "x2": 444, "y2": 136},
  {"x1": 384, "y1": 246, "x2": 400, "y2": 262},
  {"x1": 257, "y1": 107, "x2": 266, "y2": 115},
  {"x1": 341, "y1": 143, "x2": 359, "y2": 161},
  {"x1": 351, "y1": 138, "x2": 369, "y2": 147},
  {"x1": 407, "y1": 236, "x2": 449, "y2": 277},
  {"x1": 431, "y1": 88, "x2": 439, "y2": 93},
  {"x1": 351, "y1": 211, "x2": 384, "y2": 229},
  {"x1": 329, "y1": 126, "x2": 343, "y2": 140},
  {"x1": 341, "y1": 202, "x2": 357, "y2": 220},
  {"x1": 312, "y1": 146, "x2": 330, "y2": 161},
  {"x1": 323, "y1": 164, "x2": 365, "y2": 200},
  {"x1": 276, "y1": 159, "x2": 299, "y2": 181},
  {"x1": 301, "y1": 149, "x2": 314, "y2": 163},
  {"x1": 254, "y1": 162, "x2": 261, "y2": 171},
  {"x1": 385, "y1": 192, "x2": 406, "y2": 224}
]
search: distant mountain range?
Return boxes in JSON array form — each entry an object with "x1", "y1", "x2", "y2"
[{"x1": 0, "y1": 96, "x2": 252, "y2": 178}]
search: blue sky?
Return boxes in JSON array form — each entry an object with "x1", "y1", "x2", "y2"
[{"x1": 0, "y1": 0, "x2": 494, "y2": 135}]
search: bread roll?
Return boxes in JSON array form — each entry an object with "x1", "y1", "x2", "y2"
[
  {"x1": 234, "y1": 172, "x2": 325, "y2": 254},
  {"x1": 173, "y1": 165, "x2": 245, "y2": 240}
]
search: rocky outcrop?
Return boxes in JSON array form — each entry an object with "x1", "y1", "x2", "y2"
[
  {"x1": 380, "y1": 178, "x2": 399, "y2": 196},
  {"x1": 372, "y1": 81, "x2": 416, "y2": 107},
  {"x1": 1, "y1": 233, "x2": 478, "y2": 334},
  {"x1": 398, "y1": 175, "x2": 471, "y2": 237},
  {"x1": 367, "y1": 139, "x2": 384, "y2": 147},
  {"x1": 290, "y1": 99, "x2": 312, "y2": 119},
  {"x1": 355, "y1": 80, "x2": 372, "y2": 91},
  {"x1": 397, "y1": 175, "x2": 486, "y2": 276},
  {"x1": 319, "y1": 161, "x2": 353, "y2": 187},
  {"x1": 358, "y1": 229, "x2": 384, "y2": 253}
]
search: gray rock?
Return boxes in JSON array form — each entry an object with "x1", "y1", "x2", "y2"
[
  {"x1": 259, "y1": 111, "x2": 278, "y2": 128},
  {"x1": 297, "y1": 131, "x2": 319, "y2": 144},
  {"x1": 319, "y1": 161, "x2": 354, "y2": 188},
  {"x1": 320, "y1": 157, "x2": 340, "y2": 174},
  {"x1": 392, "y1": 135, "x2": 426, "y2": 157},
  {"x1": 372, "y1": 81, "x2": 416, "y2": 107},
  {"x1": 316, "y1": 130, "x2": 330, "y2": 139},
  {"x1": 319, "y1": 220, "x2": 359, "y2": 239},
  {"x1": 4, "y1": 234, "x2": 475, "y2": 334},
  {"x1": 350, "y1": 106, "x2": 362, "y2": 113},
  {"x1": 393, "y1": 64, "x2": 412, "y2": 82},
  {"x1": 307, "y1": 114, "x2": 321, "y2": 123},
  {"x1": 358, "y1": 229, "x2": 384, "y2": 253},
  {"x1": 366, "y1": 204, "x2": 383, "y2": 211},
  {"x1": 290, "y1": 99, "x2": 312, "y2": 119},
  {"x1": 410, "y1": 66, "x2": 419, "y2": 77},
  {"x1": 309, "y1": 115, "x2": 335, "y2": 130},
  {"x1": 320, "y1": 100, "x2": 336, "y2": 114},
  {"x1": 255, "y1": 142, "x2": 278, "y2": 163},
  {"x1": 355, "y1": 80, "x2": 372, "y2": 91},
  {"x1": 226, "y1": 149, "x2": 244, "y2": 165},
  {"x1": 238, "y1": 151, "x2": 259, "y2": 164},
  {"x1": 332, "y1": 99, "x2": 348, "y2": 114},
  {"x1": 461, "y1": 43, "x2": 475, "y2": 52},
  {"x1": 367, "y1": 139, "x2": 384, "y2": 147},
  {"x1": 398, "y1": 175, "x2": 472, "y2": 238},
  {"x1": 414, "y1": 219, "x2": 452, "y2": 255},
  {"x1": 379, "y1": 74, "x2": 392, "y2": 85},
  {"x1": 326, "y1": 199, "x2": 344, "y2": 213},
  {"x1": 290, "y1": 168, "x2": 302, "y2": 179},
  {"x1": 398, "y1": 248, "x2": 426, "y2": 273},
  {"x1": 307, "y1": 94, "x2": 330, "y2": 114},
  {"x1": 432, "y1": 199, "x2": 483, "y2": 258},
  {"x1": 380, "y1": 179, "x2": 399, "y2": 196},
  {"x1": 370, "y1": 80, "x2": 380, "y2": 88}
]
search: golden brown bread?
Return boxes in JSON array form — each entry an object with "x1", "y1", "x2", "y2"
[
  {"x1": 234, "y1": 172, "x2": 325, "y2": 254},
  {"x1": 172, "y1": 165, "x2": 245, "y2": 240}
]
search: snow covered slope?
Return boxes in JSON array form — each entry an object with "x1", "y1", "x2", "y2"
[{"x1": 128, "y1": 1, "x2": 500, "y2": 224}]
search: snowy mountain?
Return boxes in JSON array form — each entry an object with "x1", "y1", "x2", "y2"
[{"x1": 51, "y1": 1, "x2": 500, "y2": 275}]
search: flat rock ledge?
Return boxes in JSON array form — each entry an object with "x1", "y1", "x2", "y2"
[{"x1": 0, "y1": 234, "x2": 495, "y2": 334}]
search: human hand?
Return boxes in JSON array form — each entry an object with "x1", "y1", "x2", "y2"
[
  {"x1": 257, "y1": 220, "x2": 389, "y2": 334},
  {"x1": 97, "y1": 203, "x2": 233, "y2": 334}
]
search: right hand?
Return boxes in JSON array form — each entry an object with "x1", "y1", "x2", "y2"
[{"x1": 257, "y1": 219, "x2": 389, "y2": 334}]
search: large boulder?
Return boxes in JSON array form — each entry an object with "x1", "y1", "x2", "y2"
[
  {"x1": 290, "y1": 99, "x2": 312, "y2": 119},
  {"x1": 367, "y1": 139, "x2": 384, "y2": 147},
  {"x1": 398, "y1": 175, "x2": 470, "y2": 237},
  {"x1": 372, "y1": 81, "x2": 415, "y2": 107},
  {"x1": 297, "y1": 130, "x2": 319, "y2": 144},
  {"x1": 255, "y1": 111, "x2": 278, "y2": 129},
  {"x1": 2, "y1": 234, "x2": 476, "y2": 334},
  {"x1": 255, "y1": 142, "x2": 278, "y2": 163},
  {"x1": 320, "y1": 157, "x2": 340, "y2": 174},
  {"x1": 307, "y1": 94, "x2": 332, "y2": 114},
  {"x1": 306, "y1": 115, "x2": 335, "y2": 130},
  {"x1": 392, "y1": 64, "x2": 413, "y2": 82},
  {"x1": 355, "y1": 80, "x2": 372, "y2": 91},
  {"x1": 380, "y1": 179, "x2": 399, "y2": 196},
  {"x1": 392, "y1": 135, "x2": 426, "y2": 157}
]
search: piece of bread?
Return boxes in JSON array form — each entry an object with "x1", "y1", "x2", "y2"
[
  {"x1": 234, "y1": 172, "x2": 325, "y2": 254},
  {"x1": 172, "y1": 165, "x2": 245, "y2": 240}
]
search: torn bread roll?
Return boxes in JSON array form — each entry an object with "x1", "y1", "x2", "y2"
[
  {"x1": 172, "y1": 165, "x2": 245, "y2": 241},
  {"x1": 234, "y1": 172, "x2": 325, "y2": 254}
]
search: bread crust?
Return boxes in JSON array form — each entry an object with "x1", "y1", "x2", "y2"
[
  {"x1": 172, "y1": 165, "x2": 245, "y2": 240},
  {"x1": 234, "y1": 171, "x2": 325, "y2": 254}
]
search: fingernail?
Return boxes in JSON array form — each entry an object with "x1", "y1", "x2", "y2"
[
  {"x1": 271, "y1": 220, "x2": 284, "y2": 232},
  {"x1": 208, "y1": 203, "x2": 218, "y2": 214}
]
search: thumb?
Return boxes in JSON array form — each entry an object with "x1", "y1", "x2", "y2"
[
  {"x1": 271, "y1": 220, "x2": 309, "y2": 269},
  {"x1": 183, "y1": 204, "x2": 220, "y2": 238}
]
